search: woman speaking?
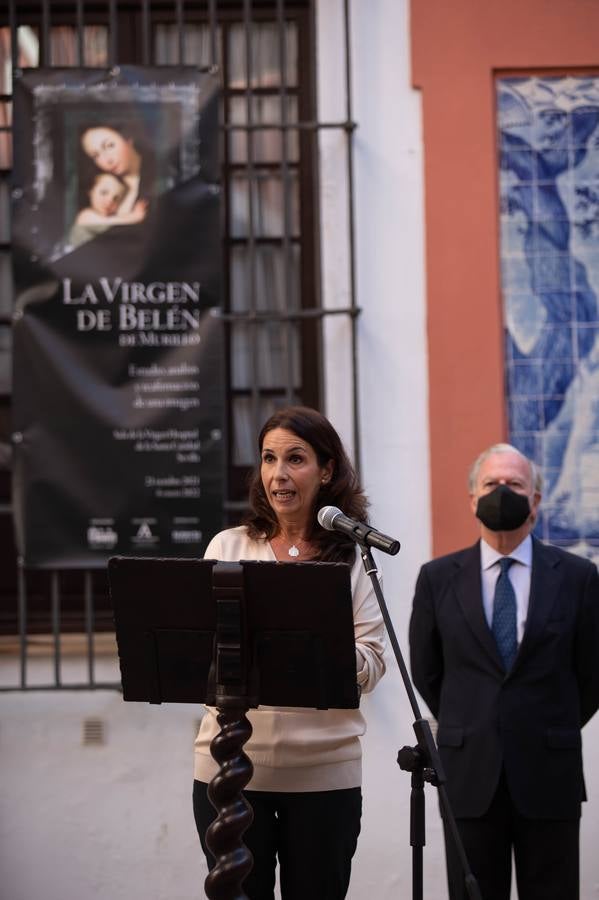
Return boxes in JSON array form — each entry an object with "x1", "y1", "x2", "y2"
[{"x1": 193, "y1": 405, "x2": 386, "y2": 899}]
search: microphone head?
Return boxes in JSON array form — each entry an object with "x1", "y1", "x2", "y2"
[{"x1": 317, "y1": 505, "x2": 342, "y2": 531}]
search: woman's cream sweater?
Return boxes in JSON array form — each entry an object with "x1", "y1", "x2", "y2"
[{"x1": 194, "y1": 525, "x2": 386, "y2": 792}]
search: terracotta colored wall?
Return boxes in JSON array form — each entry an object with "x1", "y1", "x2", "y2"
[{"x1": 411, "y1": 0, "x2": 599, "y2": 555}]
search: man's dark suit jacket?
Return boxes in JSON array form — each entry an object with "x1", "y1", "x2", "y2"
[{"x1": 409, "y1": 537, "x2": 599, "y2": 821}]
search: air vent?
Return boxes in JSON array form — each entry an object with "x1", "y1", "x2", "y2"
[{"x1": 83, "y1": 717, "x2": 105, "y2": 746}]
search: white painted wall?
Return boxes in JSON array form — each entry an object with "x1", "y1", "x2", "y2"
[
  {"x1": 318, "y1": 0, "x2": 435, "y2": 896},
  {"x1": 0, "y1": 681, "x2": 208, "y2": 900}
]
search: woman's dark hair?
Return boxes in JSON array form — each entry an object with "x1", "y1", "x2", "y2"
[{"x1": 245, "y1": 405, "x2": 369, "y2": 564}]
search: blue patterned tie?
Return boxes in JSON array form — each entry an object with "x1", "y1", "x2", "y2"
[{"x1": 492, "y1": 557, "x2": 517, "y2": 670}]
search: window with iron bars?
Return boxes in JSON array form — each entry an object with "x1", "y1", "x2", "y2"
[{"x1": 0, "y1": 1, "x2": 358, "y2": 690}]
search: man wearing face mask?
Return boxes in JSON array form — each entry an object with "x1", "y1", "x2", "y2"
[{"x1": 409, "y1": 443, "x2": 599, "y2": 900}]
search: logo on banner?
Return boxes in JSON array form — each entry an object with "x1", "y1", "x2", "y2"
[
  {"x1": 171, "y1": 528, "x2": 202, "y2": 544},
  {"x1": 87, "y1": 521, "x2": 118, "y2": 549},
  {"x1": 132, "y1": 520, "x2": 159, "y2": 545}
]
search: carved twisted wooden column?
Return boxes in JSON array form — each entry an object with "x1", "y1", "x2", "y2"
[
  {"x1": 204, "y1": 562, "x2": 255, "y2": 900},
  {"x1": 205, "y1": 708, "x2": 254, "y2": 899}
]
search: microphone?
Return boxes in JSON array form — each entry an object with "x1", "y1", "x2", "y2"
[{"x1": 317, "y1": 506, "x2": 400, "y2": 556}]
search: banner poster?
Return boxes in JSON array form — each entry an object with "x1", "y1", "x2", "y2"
[{"x1": 11, "y1": 66, "x2": 224, "y2": 568}]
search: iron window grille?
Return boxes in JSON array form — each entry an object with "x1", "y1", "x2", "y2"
[{"x1": 0, "y1": 0, "x2": 359, "y2": 691}]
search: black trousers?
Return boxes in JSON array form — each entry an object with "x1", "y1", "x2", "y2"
[
  {"x1": 444, "y1": 771, "x2": 580, "y2": 900},
  {"x1": 193, "y1": 780, "x2": 362, "y2": 900}
]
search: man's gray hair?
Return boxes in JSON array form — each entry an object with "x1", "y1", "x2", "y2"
[{"x1": 468, "y1": 443, "x2": 543, "y2": 493}]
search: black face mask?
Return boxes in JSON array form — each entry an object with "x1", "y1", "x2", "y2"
[{"x1": 475, "y1": 484, "x2": 531, "y2": 532}]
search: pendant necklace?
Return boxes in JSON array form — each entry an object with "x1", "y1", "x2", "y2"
[
  {"x1": 272, "y1": 533, "x2": 311, "y2": 560},
  {"x1": 274, "y1": 534, "x2": 305, "y2": 558}
]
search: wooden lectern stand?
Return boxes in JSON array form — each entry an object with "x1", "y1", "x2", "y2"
[{"x1": 109, "y1": 556, "x2": 358, "y2": 900}]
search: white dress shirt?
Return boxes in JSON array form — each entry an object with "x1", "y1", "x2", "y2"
[{"x1": 480, "y1": 534, "x2": 532, "y2": 645}]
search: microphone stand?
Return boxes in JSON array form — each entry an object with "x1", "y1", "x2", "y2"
[{"x1": 356, "y1": 540, "x2": 482, "y2": 900}]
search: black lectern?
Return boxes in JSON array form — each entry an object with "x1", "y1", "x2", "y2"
[{"x1": 108, "y1": 556, "x2": 359, "y2": 900}]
